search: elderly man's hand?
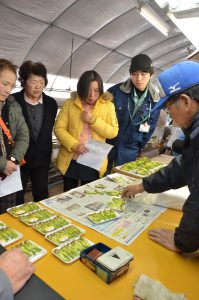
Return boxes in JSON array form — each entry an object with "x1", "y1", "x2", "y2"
[
  {"x1": 148, "y1": 228, "x2": 180, "y2": 253},
  {"x1": 0, "y1": 248, "x2": 35, "y2": 294},
  {"x1": 122, "y1": 183, "x2": 145, "y2": 198}
]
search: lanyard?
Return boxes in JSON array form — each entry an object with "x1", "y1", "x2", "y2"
[
  {"x1": 128, "y1": 97, "x2": 152, "y2": 126},
  {"x1": 0, "y1": 117, "x2": 14, "y2": 145}
]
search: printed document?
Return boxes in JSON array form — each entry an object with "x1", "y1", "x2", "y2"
[
  {"x1": 77, "y1": 140, "x2": 113, "y2": 170},
  {"x1": 0, "y1": 165, "x2": 22, "y2": 196}
]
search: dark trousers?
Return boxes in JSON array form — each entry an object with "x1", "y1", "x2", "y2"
[
  {"x1": 16, "y1": 165, "x2": 49, "y2": 204},
  {"x1": 106, "y1": 147, "x2": 117, "y2": 175},
  {"x1": 0, "y1": 193, "x2": 16, "y2": 214},
  {"x1": 63, "y1": 177, "x2": 93, "y2": 192}
]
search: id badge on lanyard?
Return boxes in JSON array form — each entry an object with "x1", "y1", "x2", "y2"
[
  {"x1": 128, "y1": 95, "x2": 152, "y2": 130},
  {"x1": 139, "y1": 122, "x2": 150, "y2": 133}
]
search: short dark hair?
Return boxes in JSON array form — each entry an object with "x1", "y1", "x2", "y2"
[
  {"x1": 77, "y1": 70, "x2": 104, "y2": 100},
  {"x1": 167, "y1": 84, "x2": 199, "y2": 103},
  {"x1": 18, "y1": 60, "x2": 48, "y2": 87},
  {"x1": 0, "y1": 59, "x2": 17, "y2": 76}
]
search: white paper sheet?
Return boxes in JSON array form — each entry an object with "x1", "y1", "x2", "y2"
[
  {"x1": 77, "y1": 140, "x2": 113, "y2": 170},
  {"x1": 153, "y1": 186, "x2": 189, "y2": 210},
  {"x1": 0, "y1": 165, "x2": 22, "y2": 197},
  {"x1": 133, "y1": 186, "x2": 189, "y2": 211}
]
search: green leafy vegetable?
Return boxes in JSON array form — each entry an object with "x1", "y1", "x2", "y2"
[
  {"x1": 107, "y1": 197, "x2": 126, "y2": 211},
  {"x1": 54, "y1": 237, "x2": 91, "y2": 263},
  {"x1": 8, "y1": 202, "x2": 41, "y2": 216},
  {"x1": 46, "y1": 225, "x2": 83, "y2": 245},
  {"x1": 0, "y1": 228, "x2": 19, "y2": 244},
  {"x1": 87, "y1": 209, "x2": 119, "y2": 223},
  {"x1": 105, "y1": 190, "x2": 121, "y2": 196},
  {"x1": 34, "y1": 216, "x2": 70, "y2": 234},
  {"x1": 94, "y1": 184, "x2": 106, "y2": 189},
  {"x1": 120, "y1": 157, "x2": 164, "y2": 175},
  {"x1": 19, "y1": 209, "x2": 55, "y2": 225},
  {"x1": 15, "y1": 240, "x2": 42, "y2": 257}
]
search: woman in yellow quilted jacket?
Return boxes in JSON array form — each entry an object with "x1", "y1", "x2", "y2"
[{"x1": 54, "y1": 70, "x2": 118, "y2": 191}]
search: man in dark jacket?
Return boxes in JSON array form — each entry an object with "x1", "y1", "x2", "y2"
[
  {"x1": 106, "y1": 54, "x2": 160, "y2": 173},
  {"x1": 122, "y1": 61, "x2": 199, "y2": 254},
  {"x1": 13, "y1": 61, "x2": 58, "y2": 203}
]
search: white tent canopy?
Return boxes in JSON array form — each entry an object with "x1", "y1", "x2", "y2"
[{"x1": 0, "y1": 0, "x2": 197, "y2": 100}]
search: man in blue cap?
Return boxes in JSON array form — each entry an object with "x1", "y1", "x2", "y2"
[{"x1": 122, "y1": 60, "x2": 199, "y2": 254}]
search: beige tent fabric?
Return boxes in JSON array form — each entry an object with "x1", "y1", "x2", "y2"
[{"x1": 0, "y1": 0, "x2": 192, "y2": 91}]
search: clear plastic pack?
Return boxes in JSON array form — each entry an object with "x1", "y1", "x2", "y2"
[
  {"x1": 0, "y1": 227, "x2": 23, "y2": 246},
  {"x1": 7, "y1": 202, "x2": 42, "y2": 217},
  {"x1": 52, "y1": 236, "x2": 93, "y2": 264},
  {"x1": 45, "y1": 224, "x2": 85, "y2": 245}
]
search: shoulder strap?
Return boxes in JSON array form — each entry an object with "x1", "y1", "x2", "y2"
[
  {"x1": 0, "y1": 117, "x2": 14, "y2": 145},
  {"x1": 0, "y1": 116, "x2": 26, "y2": 165}
]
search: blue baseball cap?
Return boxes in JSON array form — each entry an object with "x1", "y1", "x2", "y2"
[{"x1": 152, "y1": 61, "x2": 199, "y2": 111}]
